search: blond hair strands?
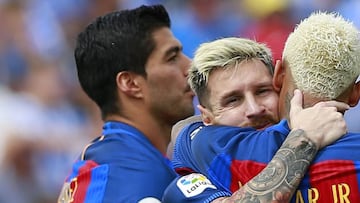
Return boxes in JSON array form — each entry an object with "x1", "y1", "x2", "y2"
[
  {"x1": 283, "y1": 11, "x2": 360, "y2": 99},
  {"x1": 188, "y1": 37, "x2": 274, "y2": 104}
]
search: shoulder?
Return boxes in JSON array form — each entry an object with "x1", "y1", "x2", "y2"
[
  {"x1": 59, "y1": 160, "x2": 109, "y2": 202},
  {"x1": 315, "y1": 132, "x2": 360, "y2": 162},
  {"x1": 63, "y1": 155, "x2": 176, "y2": 202},
  {"x1": 162, "y1": 173, "x2": 231, "y2": 203},
  {"x1": 264, "y1": 119, "x2": 290, "y2": 134},
  {"x1": 84, "y1": 132, "x2": 165, "y2": 164},
  {"x1": 168, "y1": 116, "x2": 204, "y2": 158},
  {"x1": 172, "y1": 115, "x2": 203, "y2": 139}
]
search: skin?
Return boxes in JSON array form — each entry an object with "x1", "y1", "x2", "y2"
[
  {"x1": 218, "y1": 127, "x2": 317, "y2": 203},
  {"x1": 144, "y1": 27, "x2": 195, "y2": 126},
  {"x1": 209, "y1": 60, "x2": 349, "y2": 202},
  {"x1": 108, "y1": 27, "x2": 195, "y2": 154},
  {"x1": 176, "y1": 58, "x2": 348, "y2": 202},
  {"x1": 273, "y1": 60, "x2": 360, "y2": 120},
  {"x1": 199, "y1": 59, "x2": 279, "y2": 129}
]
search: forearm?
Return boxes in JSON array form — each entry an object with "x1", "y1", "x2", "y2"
[{"x1": 214, "y1": 129, "x2": 317, "y2": 203}]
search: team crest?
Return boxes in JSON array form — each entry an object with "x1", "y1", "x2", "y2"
[{"x1": 57, "y1": 178, "x2": 78, "y2": 203}]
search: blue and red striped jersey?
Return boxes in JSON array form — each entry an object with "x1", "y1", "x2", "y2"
[
  {"x1": 59, "y1": 121, "x2": 176, "y2": 203},
  {"x1": 168, "y1": 119, "x2": 360, "y2": 202}
]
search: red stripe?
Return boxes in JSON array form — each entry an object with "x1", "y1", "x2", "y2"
[
  {"x1": 230, "y1": 160, "x2": 360, "y2": 202},
  {"x1": 175, "y1": 167, "x2": 196, "y2": 176},
  {"x1": 309, "y1": 160, "x2": 360, "y2": 202},
  {"x1": 71, "y1": 161, "x2": 99, "y2": 203},
  {"x1": 230, "y1": 160, "x2": 265, "y2": 192}
]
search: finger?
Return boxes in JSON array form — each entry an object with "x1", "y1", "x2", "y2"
[
  {"x1": 275, "y1": 60, "x2": 281, "y2": 67},
  {"x1": 314, "y1": 101, "x2": 350, "y2": 112},
  {"x1": 289, "y1": 89, "x2": 303, "y2": 118}
]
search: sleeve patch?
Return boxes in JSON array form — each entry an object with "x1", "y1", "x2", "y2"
[
  {"x1": 138, "y1": 197, "x2": 161, "y2": 203},
  {"x1": 176, "y1": 173, "x2": 216, "y2": 198}
]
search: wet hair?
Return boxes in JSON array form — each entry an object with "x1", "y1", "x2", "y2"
[
  {"x1": 74, "y1": 5, "x2": 171, "y2": 119},
  {"x1": 283, "y1": 11, "x2": 360, "y2": 99}
]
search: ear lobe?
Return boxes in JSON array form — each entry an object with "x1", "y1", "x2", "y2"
[
  {"x1": 273, "y1": 60, "x2": 285, "y2": 92},
  {"x1": 116, "y1": 72, "x2": 143, "y2": 98},
  {"x1": 197, "y1": 104, "x2": 213, "y2": 125},
  {"x1": 348, "y1": 81, "x2": 360, "y2": 107}
]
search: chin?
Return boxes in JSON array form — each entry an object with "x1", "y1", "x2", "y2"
[{"x1": 255, "y1": 123, "x2": 273, "y2": 130}]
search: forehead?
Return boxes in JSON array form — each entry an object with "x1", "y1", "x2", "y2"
[
  {"x1": 208, "y1": 59, "x2": 272, "y2": 88},
  {"x1": 149, "y1": 27, "x2": 181, "y2": 59},
  {"x1": 206, "y1": 59, "x2": 272, "y2": 99}
]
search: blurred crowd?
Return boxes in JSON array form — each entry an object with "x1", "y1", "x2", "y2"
[{"x1": 0, "y1": 0, "x2": 359, "y2": 202}]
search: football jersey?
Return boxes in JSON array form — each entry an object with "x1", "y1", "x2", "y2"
[
  {"x1": 171, "y1": 119, "x2": 360, "y2": 202},
  {"x1": 162, "y1": 173, "x2": 231, "y2": 203},
  {"x1": 58, "y1": 121, "x2": 176, "y2": 203}
]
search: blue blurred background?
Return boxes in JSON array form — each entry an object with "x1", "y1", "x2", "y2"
[{"x1": 0, "y1": 0, "x2": 359, "y2": 202}]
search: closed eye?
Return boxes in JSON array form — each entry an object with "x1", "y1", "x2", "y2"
[
  {"x1": 165, "y1": 46, "x2": 181, "y2": 63},
  {"x1": 167, "y1": 54, "x2": 178, "y2": 63},
  {"x1": 224, "y1": 96, "x2": 242, "y2": 106},
  {"x1": 256, "y1": 88, "x2": 274, "y2": 96}
]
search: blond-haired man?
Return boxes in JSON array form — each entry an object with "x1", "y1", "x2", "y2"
[{"x1": 164, "y1": 12, "x2": 360, "y2": 202}]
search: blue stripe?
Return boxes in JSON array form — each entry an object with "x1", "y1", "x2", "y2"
[
  {"x1": 68, "y1": 161, "x2": 87, "y2": 181},
  {"x1": 84, "y1": 164, "x2": 109, "y2": 203},
  {"x1": 209, "y1": 153, "x2": 232, "y2": 192},
  {"x1": 356, "y1": 161, "x2": 360, "y2": 194}
]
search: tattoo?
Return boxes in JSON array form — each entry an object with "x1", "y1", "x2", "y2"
[{"x1": 216, "y1": 129, "x2": 317, "y2": 203}]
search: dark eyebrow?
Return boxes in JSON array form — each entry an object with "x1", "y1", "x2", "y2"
[{"x1": 164, "y1": 45, "x2": 181, "y2": 58}]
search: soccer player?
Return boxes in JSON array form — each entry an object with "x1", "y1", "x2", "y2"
[
  {"x1": 57, "y1": 5, "x2": 195, "y2": 202},
  {"x1": 164, "y1": 12, "x2": 360, "y2": 202}
]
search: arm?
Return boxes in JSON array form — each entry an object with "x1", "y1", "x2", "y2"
[
  {"x1": 214, "y1": 89, "x2": 348, "y2": 202},
  {"x1": 162, "y1": 129, "x2": 323, "y2": 203},
  {"x1": 163, "y1": 90, "x2": 348, "y2": 203},
  {"x1": 214, "y1": 129, "x2": 315, "y2": 202}
]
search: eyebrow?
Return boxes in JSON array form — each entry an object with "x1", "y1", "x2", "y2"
[
  {"x1": 163, "y1": 45, "x2": 181, "y2": 58},
  {"x1": 220, "y1": 81, "x2": 273, "y2": 98}
]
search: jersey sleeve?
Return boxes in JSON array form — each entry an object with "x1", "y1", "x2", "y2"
[
  {"x1": 59, "y1": 132, "x2": 176, "y2": 203},
  {"x1": 191, "y1": 120, "x2": 289, "y2": 192},
  {"x1": 162, "y1": 173, "x2": 231, "y2": 203},
  {"x1": 58, "y1": 160, "x2": 109, "y2": 203}
]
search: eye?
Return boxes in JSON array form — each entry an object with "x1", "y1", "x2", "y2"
[
  {"x1": 256, "y1": 88, "x2": 273, "y2": 96},
  {"x1": 168, "y1": 54, "x2": 178, "y2": 62},
  {"x1": 165, "y1": 46, "x2": 181, "y2": 63},
  {"x1": 224, "y1": 96, "x2": 242, "y2": 106}
]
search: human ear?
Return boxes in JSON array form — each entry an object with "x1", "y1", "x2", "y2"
[
  {"x1": 348, "y1": 81, "x2": 360, "y2": 107},
  {"x1": 197, "y1": 104, "x2": 213, "y2": 125},
  {"x1": 273, "y1": 60, "x2": 285, "y2": 92},
  {"x1": 116, "y1": 72, "x2": 143, "y2": 98}
]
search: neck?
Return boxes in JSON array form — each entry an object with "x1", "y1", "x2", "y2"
[{"x1": 105, "y1": 113, "x2": 171, "y2": 155}]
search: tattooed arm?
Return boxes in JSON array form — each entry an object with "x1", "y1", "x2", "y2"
[
  {"x1": 213, "y1": 90, "x2": 348, "y2": 203},
  {"x1": 213, "y1": 129, "x2": 315, "y2": 202}
]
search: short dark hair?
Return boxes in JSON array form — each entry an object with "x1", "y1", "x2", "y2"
[{"x1": 74, "y1": 5, "x2": 171, "y2": 119}]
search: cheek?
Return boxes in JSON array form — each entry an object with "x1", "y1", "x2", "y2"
[
  {"x1": 149, "y1": 73, "x2": 178, "y2": 92},
  {"x1": 214, "y1": 109, "x2": 245, "y2": 126},
  {"x1": 265, "y1": 94, "x2": 280, "y2": 117}
]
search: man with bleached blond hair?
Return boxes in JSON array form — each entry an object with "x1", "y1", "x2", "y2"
[{"x1": 163, "y1": 11, "x2": 360, "y2": 203}]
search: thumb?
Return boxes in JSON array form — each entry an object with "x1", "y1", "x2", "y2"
[{"x1": 289, "y1": 89, "x2": 304, "y2": 119}]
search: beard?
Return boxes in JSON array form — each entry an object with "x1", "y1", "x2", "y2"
[{"x1": 242, "y1": 114, "x2": 279, "y2": 130}]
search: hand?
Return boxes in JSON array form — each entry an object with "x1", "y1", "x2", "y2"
[{"x1": 289, "y1": 89, "x2": 348, "y2": 149}]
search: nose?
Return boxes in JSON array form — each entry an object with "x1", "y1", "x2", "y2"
[
  {"x1": 182, "y1": 54, "x2": 191, "y2": 76},
  {"x1": 245, "y1": 96, "x2": 265, "y2": 118}
]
